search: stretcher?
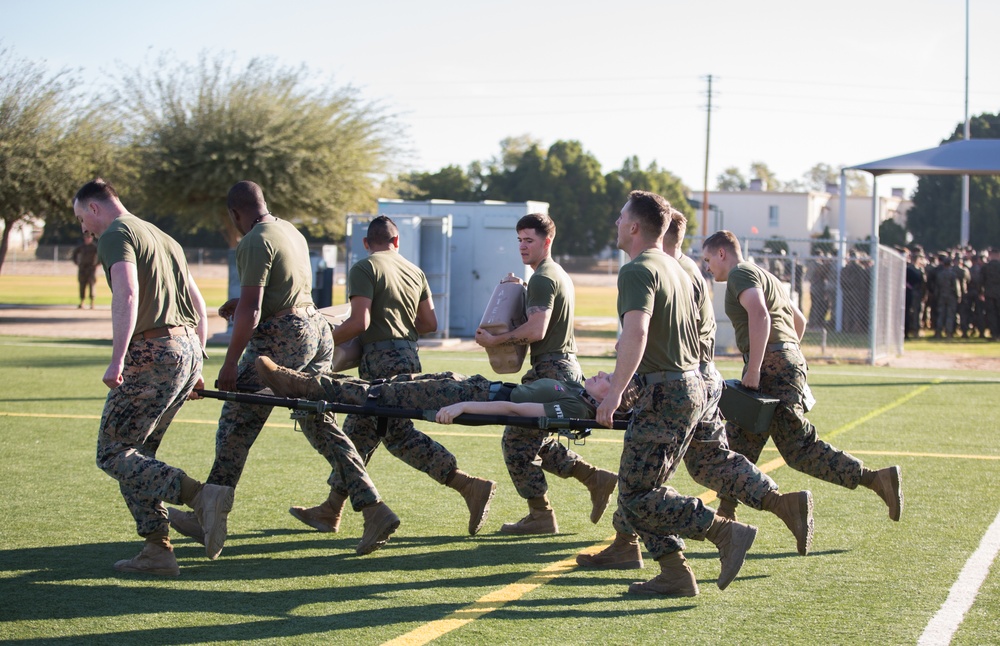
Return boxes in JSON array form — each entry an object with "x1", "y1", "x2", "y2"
[{"x1": 195, "y1": 388, "x2": 630, "y2": 441}]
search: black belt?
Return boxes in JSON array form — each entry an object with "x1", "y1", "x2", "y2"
[
  {"x1": 268, "y1": 304, "x2": 317, "y2": 321},
  {"x1": 640, "y1": 369, "x2": 700, "y2": 386},
  {"x1": 531, "y1": 352, "x2": 574, "y2": 366},
  {"x1": 362, "y1": 339, "x2": 417, "y2": 354},
  {"x1": 742, "y1": 342, "x2": 799, "y2": 362},
  {"x1": 130, "y1": 325, "x2": 192, "y2": 343},
  {"x1": 488, "y1": 381, "x2": 517, "y2": 401}
]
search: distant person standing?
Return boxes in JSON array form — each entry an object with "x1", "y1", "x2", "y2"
[
  {"x1": 475, "y1": 213, "x2": 617, "y2": 535},
  {"x1": 72, "y1": 232, "x2": 99, "y2": 309},
  {"x1": 73, "y1": 178, "x2": 232, "y2": 576},
  {"x1": 289, "y1": 216, "x2": 496, "y2": 537}
]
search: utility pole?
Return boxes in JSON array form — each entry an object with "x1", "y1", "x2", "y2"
[
  {"x1": 960, "y1": 0, "x2": 970, "y2": 247},
  {"x1": 702, "y1": 74, "x2": 713, "y2": 239}
]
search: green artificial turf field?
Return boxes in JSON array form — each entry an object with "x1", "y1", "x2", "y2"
[{"x1": 1, "y1": 338, "x2": 999, "y2": 645}]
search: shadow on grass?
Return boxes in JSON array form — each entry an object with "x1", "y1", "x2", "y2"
[{"x1": 0, "y1": 533, "x2": 658, "y2": 641}]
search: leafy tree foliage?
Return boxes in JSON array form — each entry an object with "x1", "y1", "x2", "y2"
[
  {"x1": 117, "y1": 52, "x2": 399, "y2": 246},
  {"x1": 716, "y1": 166, "x2": 747, "y2": 191},
  {"x1": 801, "y1": 163, "x2": 870, "y2": 196},
  {"x1": 395, "y1": 165, "x2": 481, "y2": 201},
  {"x1": 607, "y1": 156, "x2": 694, "y2": 240},
  {"x1": 879, "y1": 218, "x2": 907, "y2": 248},
  {"x1": 0, "y1": 48, "x2": 125, "y2": 271},
  {"x1": 906, "y1": 112, "x2": 1000, "y2": 251}
]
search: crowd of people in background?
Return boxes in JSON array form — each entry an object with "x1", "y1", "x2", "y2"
[{"x1": 903, "y1": 245, "x2": 1000, "y2": 341}]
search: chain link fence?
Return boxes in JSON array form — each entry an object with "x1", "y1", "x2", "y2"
[{"x1": 684, "y1": 236, "x2": 905, "y2": 364}]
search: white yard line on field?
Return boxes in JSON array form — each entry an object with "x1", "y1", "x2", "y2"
[{"x1": 917, "y1": 507, "x2": 1000, "y2": 646}]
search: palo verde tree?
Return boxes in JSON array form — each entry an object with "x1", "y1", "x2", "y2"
[
  {"x1": 116, "y1": 52, "x2": 400, "y2": 246},
  {"x1": 0, "y1": 47, "x2": 122, "y2": 271}
]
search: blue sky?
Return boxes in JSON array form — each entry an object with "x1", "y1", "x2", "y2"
[{"x1": 5, "y1": 0, "x2": 998, "y2": 198}]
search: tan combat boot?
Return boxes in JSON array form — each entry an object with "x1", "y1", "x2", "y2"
[
  {"x1": 705, "y1": 515, "x2": 758, "y2": 590},
  {"x1": 192, "y1": 483, "x2": 235, "y2": 560},
  {"x1": 571, "y1": 462, "x2": 618, "y2": 524},
  {"x1": 447, "y1": 469, "x2": 498, "y2": 535},
  {"x1": 167, "y1": 507, "x2": 205, "y2": 545},
  {"x1": 866, "y1": 465, "x2": 903, "y2": 521},
  {"x1": 500, "y1": 496, "x2": 558, "y2": 535},
  {"x1": 113, "y1": 538, "x2": 180, "y2": 577},
  {"x1": 356, "y1": 501, "x2": 400, "y2": 555},
  {"x1": 576, "y1": 532, "x2": 644, "y2": 569},
  {"x1": 628, "y1": 551, "x2": 699, "y2": 597},
  {"x1": 716, "y1": 497, "x2": 739, "y2": 521},
  {"x1": 289, "y1": 490, "x2": 348, "y2": 533},
  {"x1": 762, "y1": 490, "x2": 814, "y2": 556},
  {"x1": 255, "y1": 356, "x2": 325, "y2": 399}
]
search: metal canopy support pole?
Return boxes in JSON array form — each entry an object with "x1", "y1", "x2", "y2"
[
  {"x1": 868, "y1": 178, "x2": 880, "y2": 365},
  {"x1": 835, "y1": 168, "x2": 848, "y2": 332}
]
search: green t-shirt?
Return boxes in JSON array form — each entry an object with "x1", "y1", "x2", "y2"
[
  {"x1": 677, "y1": 253, "x2": 716, "y2": 364},
  {"x1": 526, "y1": 257, "x2": 577, "y2": 358},
  {"x1": 617, "y1": 249, "x2": 700, "y2": 374},
  {"x1": 511, "y1": 378, "x2": 594, "y2": 419},
  {"x1": 236, "y1": 219, "x2": 314, "y2": 321},
  {"x1": 724, "y1": 261, "x2": 799, "y2": 354},
  {"x1": 348, "y1": 250, "x2": 431, "y2": 345},
  {"x1": 97, "y1": 215, "x2": 198, "y2": 333}
]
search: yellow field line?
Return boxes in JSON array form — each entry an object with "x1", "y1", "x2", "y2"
[
  {"x1": 378, "y1": 378, "x2": 947, "y2": 646},
  {"x1": 820, "y1": 379, "x2": 940, "y2": 442}
]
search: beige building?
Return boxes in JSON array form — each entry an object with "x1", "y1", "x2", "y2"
[{"x1": 692, "y1": 183, "x2": 910, "y2": 244}]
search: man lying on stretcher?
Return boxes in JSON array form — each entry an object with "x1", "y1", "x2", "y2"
[{"x1": 255, "y1": 357, "x2": 640, "y2": 425}]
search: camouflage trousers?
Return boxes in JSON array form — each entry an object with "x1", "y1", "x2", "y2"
[
  {"x1": 207, "y1": 312, "x2": 334, "y2": 488},
  {"x1": 329, "y1": 347, "x2": 459, "y2": 494},
  {"x1": 96, "y1": 331, "x2": 202, "y2": 537},
  {"x1": 297, "y1": 413, "x2": 382, "y2": 511},
  {"x1": 613, "y1": 375, "x2": 715, "y2": 560},
  {"x1": 936, "y1": 295, "x2": 959, "y2": 335},
  {"x1": 502, "y1": 357, "x2": 586, "y2": 499},
  {"x1": 726, "y1": 348, "x2": 863, "y2": 489}
]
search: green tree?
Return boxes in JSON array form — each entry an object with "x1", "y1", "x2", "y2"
[
  {"x1": 486, "y1": 140, "x2": 608, "y2": 255},
  {"x1": 879, "y1": 218, "x2": 908, "y2": 248},
  {"x1": 716, "y1": 166, "x2": 747, "y2": 191},
  {"x1": 906, "y1": 112, "x2": 1000, "y2": 251},
  {"x1": 116, "y1": 52, "x2": 399, "y2": 246},
  {"x1": 395, "y1": 165, "x2": 480, "y2": 201},
  {"x1": 749, "y1": 161, "x2": 780, "y2": 191},
  {"x1": 0, "y1": 47, "x2": 125, "y2": 271},
  {"x1": 811, "y1": 226, "x2": 837, "y2": 255},
  {"x1": 606, "y1": 156, "x2": 694, "y2": 241},
  {"x1": 801, "y1": 163, "x2": 871, "y2": 196}
]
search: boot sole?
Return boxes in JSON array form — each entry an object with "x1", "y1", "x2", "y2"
[
  {"x1": 787, "y1": 491, "x2": 814, "y2": 556},
  {"x1": 200, "y1": 487, "x2": 235, "y2": 561},
  {"x1": 885, "y1": 466, "x2": 903, "y2": 522},
  {"x1": 289, "y1": 506, "x2": 338, "y2": 533},
  {"x1": 717, "y1": 524, "x2": 757, "y2": 590},
  {"x1": 590, "y1": 474, "x2": 618, "y2": 524},
  {"x1": 167, "y1": 507, "x2": 206, "y2": 546},
  {"x1": 468, "y1": 481, "x2": 498, "y2": 536},
  {"x1": 576, "y1": 555, "x2": 644, "y2": 570},
  {"x1": 627, "y1": 582, "x2": 699, "y2": 597},
  {"x1": 498, "y1": 525, "x2": 558, "y2": 535},
  {"x1": 356, "y1": 513, "x2": 401, "y2": 555},
  {"x1": 114, "y1": 563, "x2": 180, "y2": 577}
]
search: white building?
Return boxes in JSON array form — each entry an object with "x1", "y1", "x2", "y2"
[{"x1": 691, "y1": 183, "x2": 910, "y2": 244}]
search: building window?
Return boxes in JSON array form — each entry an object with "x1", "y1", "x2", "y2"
[{"x1": 768, "y1": 205, "x2": 779, "y2": 227}]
